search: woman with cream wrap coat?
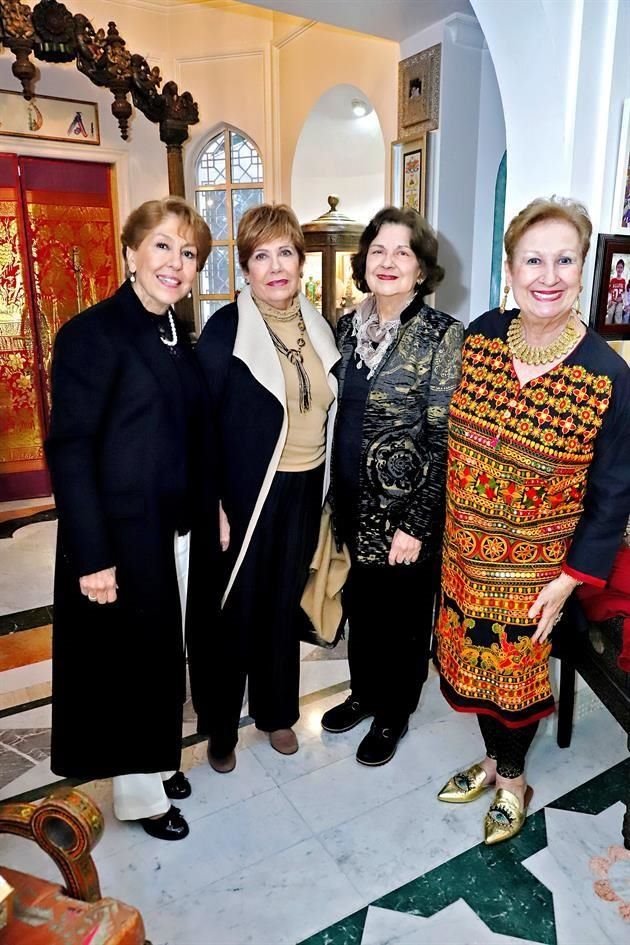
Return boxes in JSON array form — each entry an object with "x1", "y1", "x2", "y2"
[{"x1": 187, "y1": 204, "x2": 339, "y2": 768}]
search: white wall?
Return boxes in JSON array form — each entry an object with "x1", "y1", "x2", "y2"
[
  {"x1": 400, "y1": 14, "x2": 506, "y2": 324},
  {"x1": 470, "y1": 46, "x2": 507, "y2": 315},
  {"x1": 291, "y1": 85, "x2": 385, "y2": 226},
  {"x1": 471, "y1": 0, "x2": 627, "y2": 318}
]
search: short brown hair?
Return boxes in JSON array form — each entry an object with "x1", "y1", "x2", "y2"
[
  {"x1": 351, "y1": 206, "x2": 444, "y2": 297},
  {"x1": 237, "y1": 204, "x2": 305, "y2": 272},
  {"x1": 504, "y1": 197, "x2": 592, "y2": 265},
  {"x1": 121, "y1": 196, "x2": 212, "y2": 271}
]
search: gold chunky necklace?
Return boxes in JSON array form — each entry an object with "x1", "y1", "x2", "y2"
[{"x1": 507, "y1": 315, "x2": 580, "y2": 366}]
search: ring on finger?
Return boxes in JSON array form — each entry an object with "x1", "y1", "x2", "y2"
[
  {"x1": 403, "y1": 559, "x2": 411, "y2": 566},
  {"x1": 88, "y1": 594, "x2": 97, "y2": 602}
]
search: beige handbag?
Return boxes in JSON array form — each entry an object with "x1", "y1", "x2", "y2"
[{"x1": 301, "y1": 504, "x2": 351, "y2": 645}]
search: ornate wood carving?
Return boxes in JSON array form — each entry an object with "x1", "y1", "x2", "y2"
[
  {"x1": 0, "y1": 789, "x2": 104, "y2": 902},
  {"x1": 0, "y1": 0, "x2": 200, "y2": 329},
  {"x1": 32, "y1": 0, "x2": 75, "y2": 61},
  {"x1": 0, "y1": 0, "x2": 199, "y2": 144}
]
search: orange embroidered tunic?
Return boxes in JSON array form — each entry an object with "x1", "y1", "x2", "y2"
[{"x1": 436, "y1": 309, "x2": 630, "y2": 726}]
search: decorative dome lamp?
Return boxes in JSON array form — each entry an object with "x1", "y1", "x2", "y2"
[{"x1": 301, "y1": 195, "x2": 365, "y2": 327}]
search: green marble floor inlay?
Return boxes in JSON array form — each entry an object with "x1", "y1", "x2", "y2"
[{"x1": 301, "y1": 757, "x2": 630, "y2": 945}]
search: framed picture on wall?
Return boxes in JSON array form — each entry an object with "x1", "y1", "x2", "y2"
[
  {"x1": 391, "y1": 135, "x2": 427, "y2": 216},
  {"x1": 397, "y1": 44, "x2": 441, "y2": 140},
  {"x1": 589, "y1": 233, "x2": 630, "y2": 339},
  {"x1": 611, "y1": 98, "x2": 630, "y2": 232},
  {"x1": 0, "y1": 89, "x2": 100, "y2": 146}
]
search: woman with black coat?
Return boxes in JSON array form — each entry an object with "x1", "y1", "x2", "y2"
[{"x1": 46, "y1": 196, "x2": 212, "y2": 841}]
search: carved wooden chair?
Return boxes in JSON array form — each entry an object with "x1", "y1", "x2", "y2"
[
  {"x1": 556, "y1": 602, "x2": 630, "y2": 849},
  {"x1": 0, "y1": 788, "x2": 150, "y2": 944}
]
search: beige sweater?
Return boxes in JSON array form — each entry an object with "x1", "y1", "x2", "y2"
[{"x1": 264, "y1": 313, "x2": 334, "y2": 471}]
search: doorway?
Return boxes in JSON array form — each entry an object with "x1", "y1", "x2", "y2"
[{"x1": 0, "y1": 154, "x2": 119, "y2": 500}]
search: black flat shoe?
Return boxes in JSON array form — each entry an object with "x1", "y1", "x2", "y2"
[
  {"x1": 321, "y1": 695, "x2": 373, "y2": 733},
  {"x1": 140, "y1": 805, "x2": 189, "y2": 841},
  {"x1": 163, "y1": 771, "x2": 192, "y2": 799},
  {"x1": 356, "y1": 721, "x2": 408, "y2": 766}
]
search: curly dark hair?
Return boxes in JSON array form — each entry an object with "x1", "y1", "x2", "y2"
[{"x1": 351, "y1": 206, "x2": 444, "y2": 297}]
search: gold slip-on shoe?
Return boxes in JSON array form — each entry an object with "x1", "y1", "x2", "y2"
[
  {"x1": 484, "y1": 785, "x2": 534, "y2": 845},
  {"x1": 437, "y1": 763, "x2": 492, "y2": 803}
]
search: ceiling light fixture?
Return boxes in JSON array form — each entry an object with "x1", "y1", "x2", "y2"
[{"x1": 351, "y1": 98, "x2": 368, "y2": 118}]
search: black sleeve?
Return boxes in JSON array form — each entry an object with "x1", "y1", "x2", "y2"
[
  {"x1": 398, "y1": 320, "x2": 464, "y2": 539},
  {"x1": 194, "y1": 307, "x2": 236, "y2": 408},
  {"x1": 45, "y1": 316, "x2": 118, "y2": 577},
  {"x1": 335, "y1": 312, "x2": 354, "y2": 349},
  {"x1": 565, "y1": 364, "x2": 630, "y2": 585},
  {"x1": 193, "y1": 308, "x2": 236, "y2": 512}
]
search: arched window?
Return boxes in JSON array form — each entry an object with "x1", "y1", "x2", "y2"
[{"x1": 195, "y1": 127, "x2": 264, "y2": 324}]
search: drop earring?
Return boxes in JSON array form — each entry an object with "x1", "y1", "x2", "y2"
[
  {"x1": 129, "y1": 271, "x2": 136, "y2": 284},
  {"x1": 573, "y1": 285, "x2": 583, "y2": 318},
  {"x1": 499, "y1": 284, "x2": 510, "y2": 314},
  {"x1": 187, "y1": 289, "x2": 192, "y2": 299}
]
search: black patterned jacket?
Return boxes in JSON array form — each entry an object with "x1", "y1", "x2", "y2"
[{"x1": 330, "y1": 293, "x2": 464, "y2": 564}]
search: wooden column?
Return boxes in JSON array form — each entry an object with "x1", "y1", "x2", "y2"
[{"x1": 161, "y1": 119, "x2": 195, "y2": 333}]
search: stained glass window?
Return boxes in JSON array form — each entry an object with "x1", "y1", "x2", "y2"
[{"x1": 196, "y1": 128, "x2": 264, "y2": 327}]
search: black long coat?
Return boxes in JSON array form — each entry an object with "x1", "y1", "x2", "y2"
[
  {"x1": 45, "y1": 280, "x2": 203, "y2": 780},
  {"x1": 185, "y1": 287, "x2": 339, "y2": 725}
]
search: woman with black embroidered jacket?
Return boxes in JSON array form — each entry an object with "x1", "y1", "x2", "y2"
[{"x1": 321, "y1": 206, "x2": 464, "y2": 766}]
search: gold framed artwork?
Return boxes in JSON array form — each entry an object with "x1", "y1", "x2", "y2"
[
  {"x1": 397, "y1": 44, "x2": 441, "y2": 140},
  {"x1": 0, "y1": 89, "x2": 100, "y2": 146},
  {"x1": 391, "y1": 135, "x2": 427, "y2": 216}
]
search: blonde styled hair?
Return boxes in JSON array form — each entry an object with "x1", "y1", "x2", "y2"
[
  {"x1": 237, "y1": 203, "x2": 305, "y2": 272},
  {"x1": 504, "y1": 196, "x2": 592, "y2": 265},
  {"x1": 121, "y1": 196, "x2": 212, "y2": 271}
]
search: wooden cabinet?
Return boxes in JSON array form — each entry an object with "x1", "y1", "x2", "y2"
[{"x1": 301, "y1": 196, "x2": 365, "y2": 328}]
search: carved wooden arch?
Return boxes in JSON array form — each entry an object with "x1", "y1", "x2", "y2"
[{"x1": 0, "y1": 0, "x2": 198, "y2": 197}]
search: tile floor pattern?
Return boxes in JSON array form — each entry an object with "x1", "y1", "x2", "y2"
[{"x1": 1, "y1": 503, "x2": 629, "y2": 944}]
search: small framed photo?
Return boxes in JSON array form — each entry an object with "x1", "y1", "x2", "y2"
[
  {"x1": 589, "y1": 233, "x2": 630, "y2": 339},
  {"x1": 397, "y1": 44, "x2": 441, "y2": 139},
  {"x1": 611, "y1": 99, "x2": 630, "y2": 232},
  {"x1": 391, "y1": 135, "x2": 427, "y2": 216}
]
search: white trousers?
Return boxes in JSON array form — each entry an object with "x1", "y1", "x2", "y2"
[
  {"x1": 112, "y1": 770, "x2": 176, "y2": 821},
  {"x1": 113, "y1": 536, "x2": 189, "y2": 822}
]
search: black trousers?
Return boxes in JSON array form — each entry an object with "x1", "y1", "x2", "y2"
[
  {"x1": 344, "y1": 556, "x2": 437, "y2": 729},
  {"x1": 477, "y1": 714, "x2": 539, "y2": 778},
  {"x1": 206, "y1": 465, "x2": 324, "y2": 757}
]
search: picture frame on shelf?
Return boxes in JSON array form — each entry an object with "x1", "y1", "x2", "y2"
[
  {"x1": 589, "y1": 233, "x2": 630, "y2": 339},
  {"x1": 391, "y1": 135, "x2": 427, "y2": 216},
  {"x1": 397, "y1": 44, "x2": 441, "y2": 140},
  {"x1": 611, "y1": 98, "x2": 630, "y2": 232}
]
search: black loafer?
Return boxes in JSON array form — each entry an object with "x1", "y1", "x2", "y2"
[
  {"x1": 140, "y1": 805, "x2": 189, "y2": 841},
  {"x1": 356, "y1": 721, "x2": 408, "y2": 766},
  {"x1": 321, "y1": 696, "x2": 373, "y2": 733},
  {"x1": 163, "y1": 771, "x2": 192, "y2": 800}
]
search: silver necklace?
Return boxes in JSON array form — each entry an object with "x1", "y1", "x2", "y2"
[{"x1": 160, "y1": 308, "x2": 178, "y2": 347}]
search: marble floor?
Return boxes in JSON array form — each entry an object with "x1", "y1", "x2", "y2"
[{"x1": 1, "y1": 502, "x2": 629, "y2": 944}]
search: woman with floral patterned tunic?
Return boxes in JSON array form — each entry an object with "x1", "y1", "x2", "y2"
[{"x1": 436, "y1": 197, "x2": 630, "y2": 844}]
